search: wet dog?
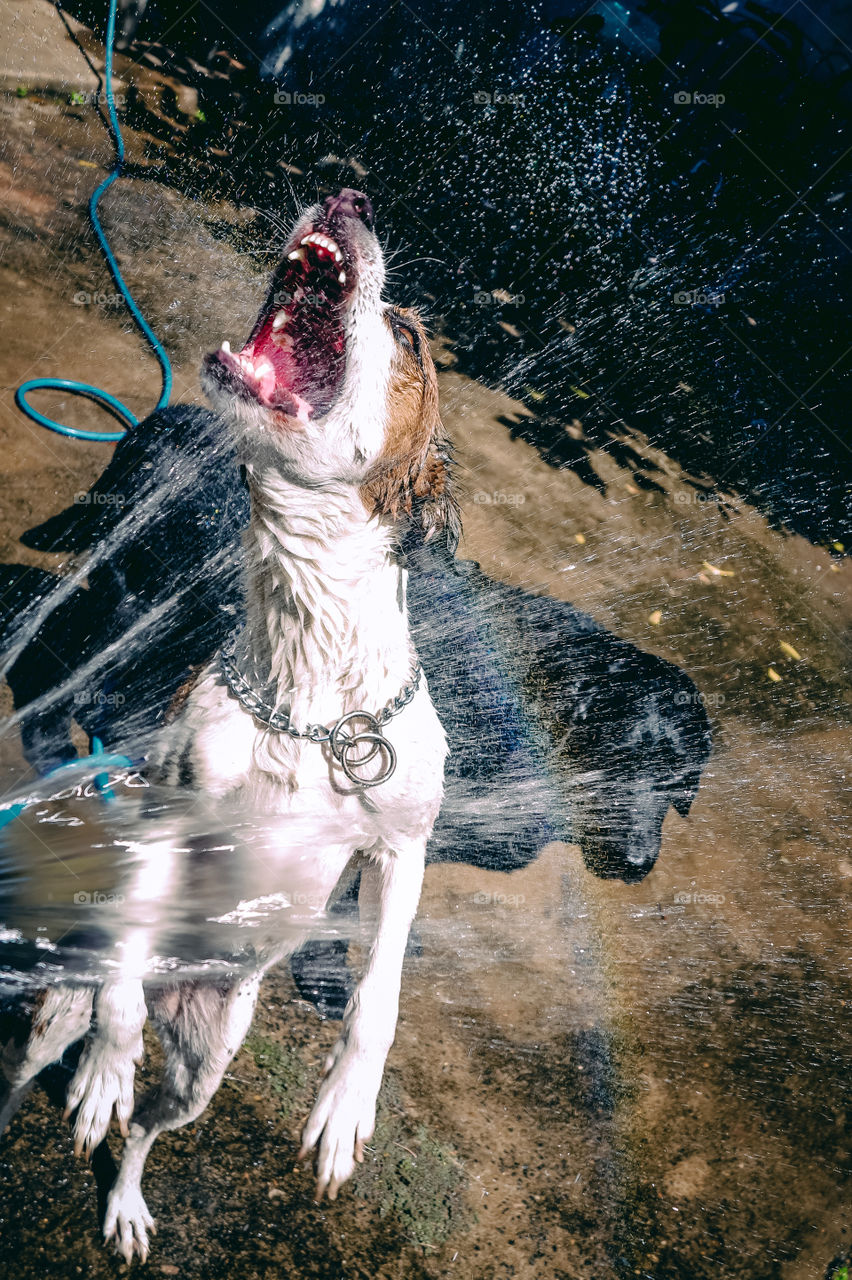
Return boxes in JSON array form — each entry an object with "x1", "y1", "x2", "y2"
[
  {"x1": 2, "y1": 189, "x2": 461, "y2": 1258},
  {"x1": 0, "y1": 194, "x2": 711, "y2": 1257}
]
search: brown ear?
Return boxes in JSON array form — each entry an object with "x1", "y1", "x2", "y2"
[
  {"x1": 361, "y1": 319, "x2": 461, "y2": 550},
  {"x1": 411, "y1": 420, "x2": 461, "y2": 551}
]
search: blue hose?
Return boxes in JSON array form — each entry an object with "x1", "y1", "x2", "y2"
[
  {"x1": 2, "y1": 1, "x2": 165, "y2": 825},
  {"x1": 14, "y1": 0, "x2": 172, "y2": 442},
  {"x1": 0, "y1": 741, "x2": 135, "y2": 830}
]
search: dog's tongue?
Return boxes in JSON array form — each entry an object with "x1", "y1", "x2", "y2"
[{"x1": 217, "y1": 327, "x2": 314, "y2": 423}]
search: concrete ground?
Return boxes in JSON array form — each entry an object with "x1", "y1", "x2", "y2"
[{"x1": 0, "y1": 37, "x2": 850, "y2": 1280}]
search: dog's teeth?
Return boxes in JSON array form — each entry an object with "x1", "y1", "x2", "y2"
[
  {"x1": 272, "y1": 311, "x2": 287, "y2": 330},
  {"x1": 288, "y1": 248, "x2": 306, "y2": 261},
  {"x1": 255, "y1": 357, "x2": 274, "y2": 378},
  {"x1": 221, "y1": 340, "x2": 231, "y2": 354},
  {"x1": 333, "y1": 248, "x2": 343, "y2": 263},
  {"x1": 338, "y1": 270, "x2": 346, "y2": 285}
]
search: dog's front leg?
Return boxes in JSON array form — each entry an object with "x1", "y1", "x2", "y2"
[
  {"x1": 64, "y1": 975, "x2": 146, "y2": 1157},
  {"x1": 299, "y1": 840, "x2": 425, "y2": 1200}
]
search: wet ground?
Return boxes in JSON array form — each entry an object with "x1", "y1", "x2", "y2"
[{"x1": 0, "y1": 62, "x2": 851, "y2": 1280}]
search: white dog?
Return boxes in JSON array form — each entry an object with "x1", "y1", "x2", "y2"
[{"x1": 1, "y1": 189, "x2": 458, "y2": 1262}]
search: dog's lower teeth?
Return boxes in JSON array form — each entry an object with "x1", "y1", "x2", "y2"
[
  {"x1": 221, "y1": 340, "x2": 231, "y2": 354},
  {"x1": 272, "y1": 312, "x2": 287, "y2": 331},
  {"x1": 338, "y1": 270, "x2": 346, "y2": 285}
]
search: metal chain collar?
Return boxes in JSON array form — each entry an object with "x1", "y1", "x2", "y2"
[{"x1": 218, "y1": 632, "x2": 421, "y2": 788}]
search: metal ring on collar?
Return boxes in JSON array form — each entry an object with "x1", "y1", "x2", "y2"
[{"x1": 329, "y1": 712, "x2": 397, "y2": 787}]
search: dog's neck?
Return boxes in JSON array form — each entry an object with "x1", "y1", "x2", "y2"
[{"x1": 240, "y1": 460, "x2": 412, "y2": 731}]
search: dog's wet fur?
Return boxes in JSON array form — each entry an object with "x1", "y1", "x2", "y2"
[
  {"x1": 1, "y1": 402, "x2": 710, "y2": 1023},
  {"x1": 0, "y1": 197, "x2": 710, "y2": 1253}
]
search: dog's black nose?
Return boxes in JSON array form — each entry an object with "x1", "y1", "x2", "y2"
[{"x1": 324, "y1": 189, "x2": 374, "y2": 231}]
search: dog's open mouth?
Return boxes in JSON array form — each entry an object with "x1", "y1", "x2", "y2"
[{"x1": 204, "y1": 227, "x2": 357, "y2": 424}]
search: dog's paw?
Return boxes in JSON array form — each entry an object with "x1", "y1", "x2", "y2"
[
  {"x1": 298, "y1": 1046, "x2": 382, "y2": 1201},
  {"x1": 103, "y1": 1181, "x2": 156, "y2": 1264},
  {"x1": 64, "y1": 1041, "x2": 140, "y2": 1158}
]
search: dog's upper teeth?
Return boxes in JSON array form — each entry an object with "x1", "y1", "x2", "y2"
[
  {"x1": 272, "y1": 311, "x2": 287, "y2": 331},
  {"x1": 300, "y1": 232, "x2": 340, "y2": 256},
  {"x1": 221, "y1": 340, "x2": 231, "y2": 354},
  {"x1": 288, "y1": 248, "x2": 306, "y2": 262}
]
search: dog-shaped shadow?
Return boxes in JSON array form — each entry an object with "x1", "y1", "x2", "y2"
[{"x1": 1, "y1": 404, "x2": 711, "y2": 1013}]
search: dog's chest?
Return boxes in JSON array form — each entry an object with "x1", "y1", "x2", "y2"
[{"x1": 158, "y1": 667, "x2": 447, "y2": 839}]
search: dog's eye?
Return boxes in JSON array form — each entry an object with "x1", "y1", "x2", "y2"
[{"x1": 388, "y1": 312, "x2": 423, "y2": 365}]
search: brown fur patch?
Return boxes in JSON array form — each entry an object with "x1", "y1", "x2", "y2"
[
  {"x1": 361, "y1": 309, "x2": 460, "y2": 545},
  {"x1": 164, "y1": 662, "x2": 206, "y2": 725}
]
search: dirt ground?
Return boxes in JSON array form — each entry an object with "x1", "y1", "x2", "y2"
[{"x1": 0, "y1": 75, "x2": 850, "y2": 1280}]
